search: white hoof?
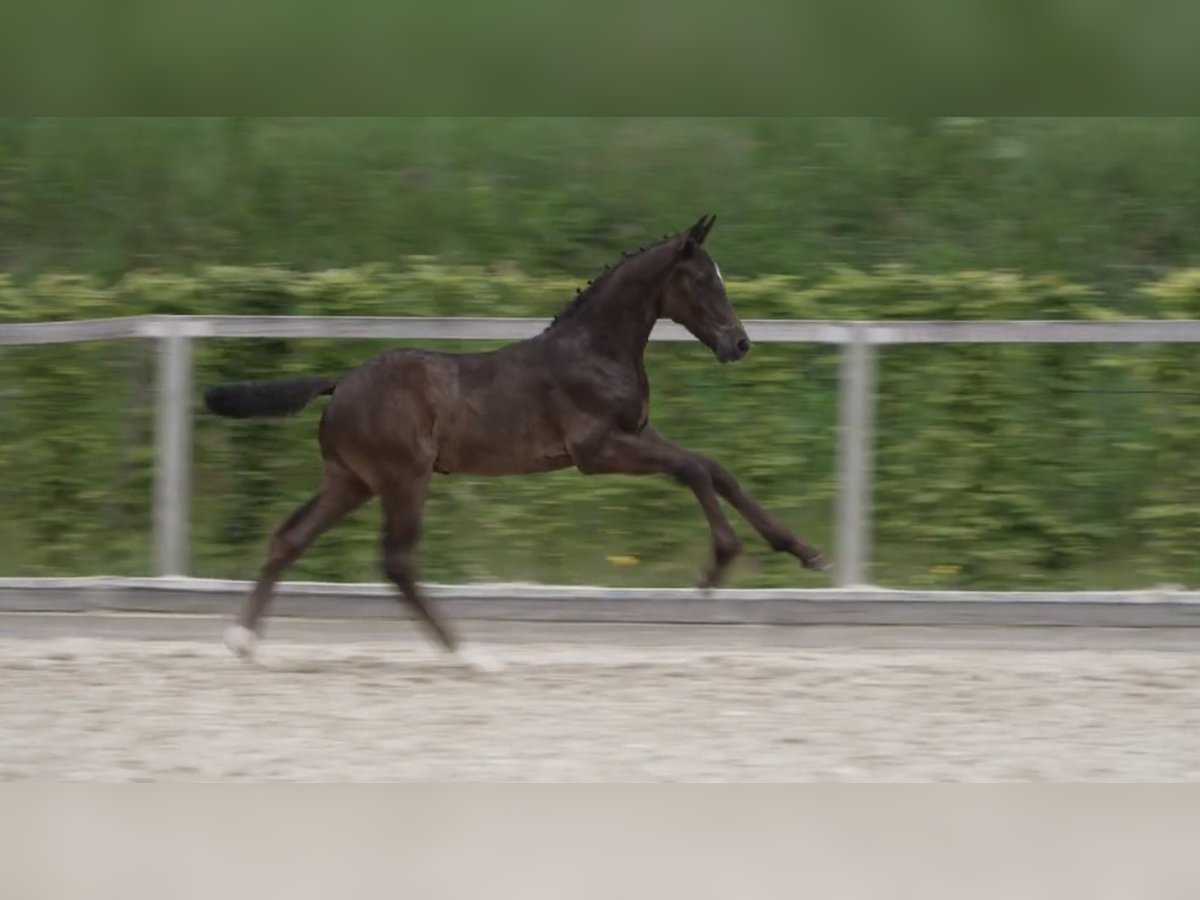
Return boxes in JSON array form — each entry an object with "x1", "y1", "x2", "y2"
[
  {"x1": 224, "y1": 624, "x2": 258, "y2": 661},
  {"x1": 453, "y1": 644, "x2": 505, "y2": 674}
]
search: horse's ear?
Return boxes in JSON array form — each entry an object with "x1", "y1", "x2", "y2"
[{"x1": 688, "y1": 214, "x2": 716, "y2": 245}]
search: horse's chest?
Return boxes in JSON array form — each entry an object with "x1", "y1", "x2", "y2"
[
  {"x1": 634, "y1": 368, "x2": 650, "y2": 431},
  {"x1": 615, "y1": 386, "x2": 650, "y2": 434}
]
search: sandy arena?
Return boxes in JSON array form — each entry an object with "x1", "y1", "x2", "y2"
[{"x1": 1, "y1": 614, "x2": 1199, "y2": 781}]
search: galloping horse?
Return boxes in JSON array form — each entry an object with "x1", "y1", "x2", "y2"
[{"x1": 204, "y1": 215, "x2": 828, "y2": 670}]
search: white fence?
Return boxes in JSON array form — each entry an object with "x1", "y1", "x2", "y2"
[{"x1": 5, "y1": 314, "x2": 1200, "y2": 595}]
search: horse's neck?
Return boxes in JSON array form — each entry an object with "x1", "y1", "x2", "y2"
[
  {"x1": 563, "y1": 258, "x2": 666, "y2": 363},
  {"x1": 572, "y1": 290, "x2": 658, "y2": 365}
]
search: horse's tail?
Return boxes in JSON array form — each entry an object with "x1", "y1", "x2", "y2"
[{"x1": 203, "y1": 376, "x2": 338, "y2": 419}]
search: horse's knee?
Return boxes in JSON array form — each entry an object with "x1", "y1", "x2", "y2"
[
  {"x1": 272, "y1": 527, "x2": 300, "y2": 554},
  {"x1": 669, "y1": 459, "x2": 710, "y2": 489},
  {"x1": 382, "y1": 547, "x2": 416, "y2": 583},
  {"x1": 713, "y1": 528, "x2": 742, "y2": 563},
  {"x1": 707, "y1": 463, "x2": 737, "y2": 495},
  {"x1": 261, "y1": 531, "x2": 302, "y2": 573},
  {"x1": 382, "y1": 553, "x2": 408, "y2": 581}
]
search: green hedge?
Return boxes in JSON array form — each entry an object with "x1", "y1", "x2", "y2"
[
  {"x1": 1, "y1": 263, "x2": 1198, "y2": 589},
  {"x1": 9, "y1": 118, "x2": 1200, "y2": 293}
]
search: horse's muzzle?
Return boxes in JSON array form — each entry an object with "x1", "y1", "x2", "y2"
[{"x1": 716, "y1": 330, "x2": 752, "y2": 364}]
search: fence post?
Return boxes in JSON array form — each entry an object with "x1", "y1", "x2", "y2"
[
  {"x1": 835, "y1": 328, "x2": 877, "y2": 587},
  {"x1": 154, "y1": 324, "x2": 192, "y2": 577}
]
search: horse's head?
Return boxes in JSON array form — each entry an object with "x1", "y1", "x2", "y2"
[{"x1": 661, "y1": 214, "x2": 750, "y2": 364}]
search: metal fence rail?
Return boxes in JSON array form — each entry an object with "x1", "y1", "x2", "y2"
[
  {"x1": 4, "y1": 314, "x2": 1200, "y2": 591},
  {"x1": 3, "y1": 576, "x2": 1200, "y2": 628}
]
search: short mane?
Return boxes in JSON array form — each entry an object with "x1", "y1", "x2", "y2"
[{"x1": 544, "y1": 231, "x2": 680, "y2": 331}]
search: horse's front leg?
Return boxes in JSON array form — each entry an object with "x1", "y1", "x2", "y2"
[
  {"x1": 701, "y1": 457, "x2": 829, "y2": 572},
  {"x1": 577, "y1": 426, "x2": 829, "y2": 575},
  {"x1": 572, "y1": 427, "x2": 742, "y2": 588}
]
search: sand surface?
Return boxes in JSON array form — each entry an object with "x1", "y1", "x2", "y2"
[{"x1": 2, "y1": 622, "x2": 1198, "y2": 781}]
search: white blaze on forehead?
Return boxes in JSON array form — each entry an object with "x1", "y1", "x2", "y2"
[{"x1": 713, "y1": 259, "x2": 724, "y2": 285}]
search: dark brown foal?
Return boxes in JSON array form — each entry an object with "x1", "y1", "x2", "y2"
[{"x1": 205, "y1": 214, "x2": 827, "y2": 670}]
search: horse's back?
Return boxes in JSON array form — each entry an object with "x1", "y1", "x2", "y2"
[
  {"x1": 434, "y1": 343, "x2": 574, "y2": 474},
  {"x1": 322, "y1": 343, "x2": 572, "y2": 477}
]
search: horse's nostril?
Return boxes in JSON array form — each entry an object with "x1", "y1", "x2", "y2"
[{"x1": 736, "y1": 337, "x2": 752, "y2": 355}]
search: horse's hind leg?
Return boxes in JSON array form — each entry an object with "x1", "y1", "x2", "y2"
[
  {"x1": 379, "y1": 473, "x2": 503, "y2": 673},
  {"x1": 225, "y1": 464, "x2": 371, "y2": 658}
]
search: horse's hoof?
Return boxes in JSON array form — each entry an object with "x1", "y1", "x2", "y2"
[
  {"x1": 224, "y1": 624, "x2": 258, "y2": 661},
  {"x1": 698, "y1": 562, "x2": 731, "y2": 592},
  {"x1": 453, "y1": 644, "x2": 506, "y2": 675},
  {"x1": 802, "y1": 553, "x2": 832, "y2": 573}
]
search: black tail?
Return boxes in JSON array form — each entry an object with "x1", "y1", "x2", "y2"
[{"x1": 203, "y1": 376, "x2": 338, "y2": 419}]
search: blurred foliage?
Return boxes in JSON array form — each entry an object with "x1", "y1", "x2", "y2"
[
  {"x1": 1, "y1": 263, "x2": 1197, "y2": 589},
  {"x1": 6, "y1": 4, "x2": 1200, "y2": 112},
  {"x1": 3, "y1": 117, "x2": 1200, "y2": 588},
  {"x1": 6, "y1": 118, "x2": 1200, "y2": 290}
]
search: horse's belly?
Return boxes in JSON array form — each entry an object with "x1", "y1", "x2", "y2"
[
  {"x1": 436, "y1": 448, "x2": 573, "y2": 476},
  {"x1": 434, "y1": 412, "x2": 571, "y2": 476}
]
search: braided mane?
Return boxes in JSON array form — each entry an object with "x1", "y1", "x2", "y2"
[{"x1": 544, "y1": 232, "x2": 677, "y2": 331}]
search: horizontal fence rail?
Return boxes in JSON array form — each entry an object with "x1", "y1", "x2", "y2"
[
  {"x1": 3, "y1": 577, "x2": 1200, "y2": 628},
  {"x1": 3, "y1": 314, "x2": 1200, "y2": 603},
  {"x1": 9, "y1": 314, "x2": 1200, "y2": 346}
]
